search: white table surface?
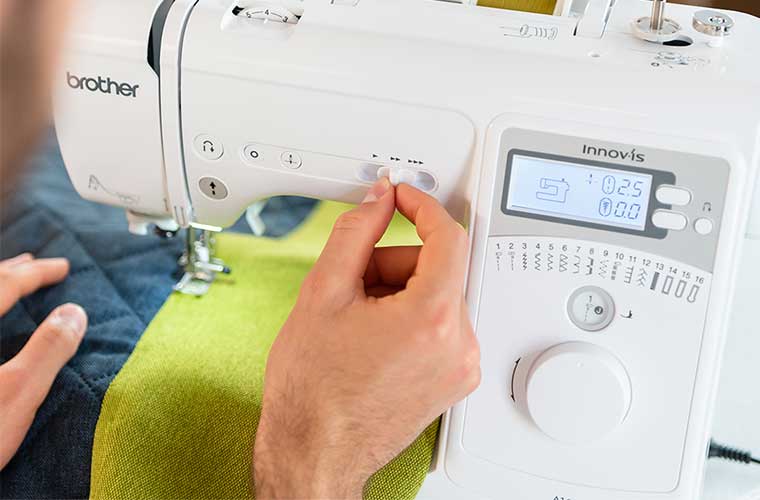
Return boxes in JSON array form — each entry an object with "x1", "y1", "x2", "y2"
[{"x1": 703, "y1": 236, "x2": 760, "y2": 500}]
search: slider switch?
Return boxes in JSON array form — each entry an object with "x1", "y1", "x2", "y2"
[{"x1": 357, "y1": 164, "x2": 437, "y2": 192}]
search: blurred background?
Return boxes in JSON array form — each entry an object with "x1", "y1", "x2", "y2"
[{"x1": 673, "y1": 0, "x2": 759, "y2": 16}]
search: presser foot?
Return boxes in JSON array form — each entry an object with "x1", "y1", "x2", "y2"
[{"x1": 174, "y1": 226, "x2": 231, "y2": 296}]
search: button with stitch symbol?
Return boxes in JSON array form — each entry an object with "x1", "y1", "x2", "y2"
[
  {"x1": 280, "y1": 151, "x2": 302, "y2": 169},
  {"x1": 198, "y1": 177, "x2": 229, "y2": 200},
  {"x1": 194, "y1": 134, "x2": 224, "y2": 161},
  {"x1": 567, "y1": 286, "x2": 615, "y2": 332}
]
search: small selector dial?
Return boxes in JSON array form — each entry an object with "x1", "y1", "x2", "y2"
[
  {"x1": 567, "y1": 286, "x2": 615, "y2": 332},
  {"x1": 234, "y1": 0, "x2": 303, "y2": 24},
  {"x1": 525, "y1": 342, "x2": 632, "y2": 444}
]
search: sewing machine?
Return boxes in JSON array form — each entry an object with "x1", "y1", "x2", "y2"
[{"x1": 54, "y1": 0, "x2": 760, "y2": 498}]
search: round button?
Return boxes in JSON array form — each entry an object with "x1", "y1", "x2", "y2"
[
  {"x1": 193, "y1": 134, "x2": 224, "y2": 161},
  {"x1": 280, "y1": 151, "x2": 302, "y2": 169},
  {"x1": 526, "y1": 342, "x2": 632, "y2": 444},
  {"x1": 567, "y1": 286, "x2": 615, "y2": 332},
  {"x1": 694, "y1": 217, "x2": 714, "y2": 235},
  {"x1": 198, "y1": 177, "x2": 229, "y2": 200},
  {"x1": 243, "y1": 145, "x2": 262, "y2": 163}
]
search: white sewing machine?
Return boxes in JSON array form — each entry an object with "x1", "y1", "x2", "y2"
[{"x1": 54, "y1": 0, "x2": 760, "y2": 498}]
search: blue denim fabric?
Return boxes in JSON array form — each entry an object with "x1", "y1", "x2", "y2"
[{"x1": 0, "y1": 132, "x2": 316, "y2": 498}]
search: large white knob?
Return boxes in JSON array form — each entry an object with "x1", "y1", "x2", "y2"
[{"x1": 526, "y1": 342, "x2": 632, "y2": 444}]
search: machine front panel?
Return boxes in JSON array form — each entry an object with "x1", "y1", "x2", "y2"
[{"x1": 455, "y1": 128, "x2": 731, "y2": 494}]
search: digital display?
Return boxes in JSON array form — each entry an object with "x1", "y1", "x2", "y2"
[{"x1": 506, "y1": 154, "x2": 654, "y2": 231}]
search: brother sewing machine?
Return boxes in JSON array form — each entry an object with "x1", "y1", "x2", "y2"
[{"x1": 54, "y1": 0, "x2": 760, "y2": 498}]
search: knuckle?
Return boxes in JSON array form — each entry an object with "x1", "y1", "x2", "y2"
[
  {"x1": 300, "y1": 269, "x2": 338, "y2": 304},
  {"x1": 0, "y1": 360, "x2": 54, "y2": 413},
  {"x1": 0, "y1": 363, "x2": 33, "y2": 410},
  {"x1": 419, "y1": 299, "x2": 457, "y2": 342},
  {"x1": 301, "y1": 270, "x2": 326, "y2": 299},
  {"x1": 36, "y1": 322, "x2": 80, "y2": 357},
  {"x1": 0, "y1": 361, "x2": 28, "y2": 389},
  {"x1": 449, "y1": 224, "x2": 468, "y2": 251},
  {"x1": 451, "y1": 337, "x2": 481, "y2": 392},
  {"x1": 332, "y1": 211, "x2": 364, "y2": 233},
  {"x1": 0, "y1": 272, "x2": 20, "y2": 295}
]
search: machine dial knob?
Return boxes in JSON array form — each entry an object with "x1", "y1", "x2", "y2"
[
  {"x1": 525, "y1": 342, "x2": 632, "y2": 444},
  {"x1": 236, "y1": 0, "x2": 303, "y2": 25}
]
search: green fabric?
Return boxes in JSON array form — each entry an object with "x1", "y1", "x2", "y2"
[
  {"x1": 476, "y1": 0, "x2": 556, "y2": 14},
  {"x1": 90, "y1": 202, "x2": 439, "y2": 500}
]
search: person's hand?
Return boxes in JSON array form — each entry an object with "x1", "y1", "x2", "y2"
[
  {"x1": 253, "y1": 179, "x2": 480, "y2": 499},
  {"x1": 0, "y1": 254, "x2": 88, "y2": 470}
]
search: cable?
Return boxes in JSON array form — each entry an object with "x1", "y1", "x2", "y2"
[{"x1": 709, "y1": 440, "x2": 760, "y2": 465}]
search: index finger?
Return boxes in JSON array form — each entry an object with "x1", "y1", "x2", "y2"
[
  {"x1": 0, "y1": 258, "x2": 70, "y2": 315},
  {"x1": 0, "y1": 253, "x2": 33, "y2": 270},
  {"x1": 395, "y1": 184, "x2": 469, "y2": 294}
]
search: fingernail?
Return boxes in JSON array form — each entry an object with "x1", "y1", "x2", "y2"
[
  {"x1": 362, "y1": 178, "x2": 391, "y2": 204},
  {"x1": 53, "y1": 303, "x2": 88, "y2": 335}
]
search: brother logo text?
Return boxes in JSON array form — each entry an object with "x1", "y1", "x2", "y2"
[
  {"x1": 582, "y1": 144, "x2": 646, "y2": 163},
  {"x1": 67, "y1": 72, "x2": 140, "y2": 98}
]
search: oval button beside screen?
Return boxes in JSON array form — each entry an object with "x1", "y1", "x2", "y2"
[
  {"x1": 656, "y1": 186, "x2": 692, "y2": 206},
  {"x1": 652, "y1": 210, "x2": 688, "y2": 231}
]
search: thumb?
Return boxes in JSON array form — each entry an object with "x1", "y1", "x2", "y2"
[
  {"x1": 311, "y1": 178, "x2": 395, "y2": 292},
  {"x1": 11, "y1": 303, "x2": 88, "y2": 406}
]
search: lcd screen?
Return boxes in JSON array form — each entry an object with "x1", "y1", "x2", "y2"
[{"x1": 506, "y1": 154, "x2": 653, "y2": 231}]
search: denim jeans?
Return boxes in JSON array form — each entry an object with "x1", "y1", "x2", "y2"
[{"x1": 0, "y1": 132, "x2": 316, "y2": 498}]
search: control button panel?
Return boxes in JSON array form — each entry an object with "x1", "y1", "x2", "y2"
[
  {"x1": 652, "y1": 210, "x2": 688, "y2": 231},
  {"x1": 656, "y1": 185, "x2": 692, "y2": 206},
  {"x1": 489, "y1": 128, "x2": 729, "y2": 274},
  {"x1": 234, "y1": 140, "x2": 438, "y2": 192},
  {"x1": 462, "y1": 235, "x2": 713, "y2": 492},
  {"x1": 567, "y1": 286, "x2": 615, "y2": 331},
  {"x1": 194, "y1": 134, "x2": 224, "y2": 161}
]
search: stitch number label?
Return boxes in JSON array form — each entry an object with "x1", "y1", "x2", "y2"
[{"x1": 492, "y1": 237, "x2": 707, "y2": 306}]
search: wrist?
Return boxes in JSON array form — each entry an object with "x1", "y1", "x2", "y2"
[{"x1": 253, "y1": 429, "x2": 368, "y2": 499}]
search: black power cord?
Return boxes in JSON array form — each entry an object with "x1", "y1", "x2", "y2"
[{"x1": 709, "y1": 440, "x2": 760, "y2": 465}]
